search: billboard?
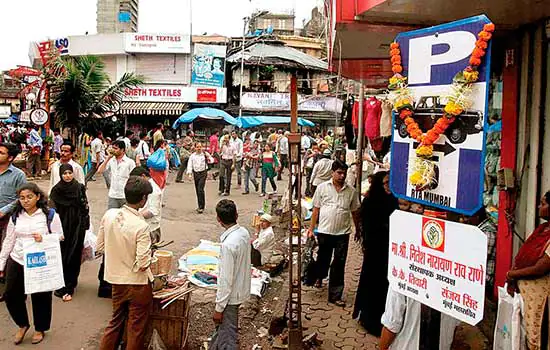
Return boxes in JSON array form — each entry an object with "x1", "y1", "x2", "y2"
[
  {"x1": 389, "y1": 15, "x2": 493, "y2": 215},
  {"x1": 124, "y1": 33, "x2": 191, "y2": 54},
  {"x1": 123, "y1": 85, "x2": 227, "y2": 104},
  {"x1": 388, "y1": 210, "x2": 487, "y2": 325},
  {"x1": 241, "y1": 93, "x2": 343, "y2": 113},
  {"x1": 191, "y1": 44, "x2": 227, "y2": 88}
]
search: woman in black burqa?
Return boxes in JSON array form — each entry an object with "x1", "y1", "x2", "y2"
[
  {"x1": 49, "y1": 163, "x2": 90, "y2": 301},
  {"x1": 353, "y1": 170, "x2": 397, "y2": 336}
]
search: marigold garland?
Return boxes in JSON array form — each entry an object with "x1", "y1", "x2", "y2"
[{"x1": 388, "y1": 22, "x2": 495, "y2": 190}]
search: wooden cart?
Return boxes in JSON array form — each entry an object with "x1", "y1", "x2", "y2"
[{"x1": 146, "y1": 291, "x2": 191, "y2": 350}]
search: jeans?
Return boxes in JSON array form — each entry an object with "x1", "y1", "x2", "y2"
[
  {"x1": 219, "y1": 159, "x2": 233, "y2": 194},
  {"x1": 193, "y1": 170, "x2": 208, "y2": 209},
  {"x1": 209, "y1": 304, "x2": 239, "y2": 350},
  {"x1": 99, "y1": 284, "x2": 153, "y2": 350},
  {"x1": 244, "y1": 167, "x2": 259, "y2": 193},
  {"x1": 316, "y1": 233, "x2": 350, "y2": 302},
  {"x1": 261, "y1": 168, "x2": 277, "y2": 194},
  {"x1": 235, "y1": 159, "x2": 243, "y2": 186}
]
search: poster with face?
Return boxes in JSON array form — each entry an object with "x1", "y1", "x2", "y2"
[{"x1": 192, "y1": 44, "x2": 227, "y2": 88}]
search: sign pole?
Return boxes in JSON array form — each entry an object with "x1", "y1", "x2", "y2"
[
  {"x1": 287, "y1": 73, "x2": 303, "y2": 349},
  {"x1": 355, "y1": 81, "x2": 365, "y2": 196}
]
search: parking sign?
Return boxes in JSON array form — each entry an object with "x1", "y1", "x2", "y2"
[{"x1": 390, "y1": 15, "x2": 492, "y2": 215}]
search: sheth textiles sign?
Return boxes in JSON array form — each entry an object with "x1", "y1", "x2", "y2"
[
  {"x1": 125, "y1": 33, "x2": 191, "y2": 54},
  {"x1": 241, "y1": 93, "x2": 343, "y2": 113},
  {"x1": 123, "y1": 85, "x2": 226, "y2": 104},
  {"x1": 388, "y1": 210, "x2": 487, "y2": 325}
]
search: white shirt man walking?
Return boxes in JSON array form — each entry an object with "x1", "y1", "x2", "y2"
[
  {"x1": 211, "y1": 199, "x2": 251, "y2": 349},
  {"x1": 308, "y1": 159, "x2": 361, "y2": 306},
  {"x1": 97, "y1": 140, "x2": 136, "y2": 210},
  {"x1": 186, "y1": 143, "x2": 213, "y2": 214}
]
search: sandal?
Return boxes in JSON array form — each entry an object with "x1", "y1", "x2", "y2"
[
  {"x1": 31, "y1": 331, "x2": 45, "y2": 345},
  {"x1": 62, "y1": 294, "x2": 72, "y2": 302},
  {"x1": 329, "y1": 299, "x2": 346, "y2": 307},
  {"x1": 14, "y1": 326, "x2": 30, "y2": 345}
]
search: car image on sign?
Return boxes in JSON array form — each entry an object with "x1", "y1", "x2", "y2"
[{"x1": 395, "y1": 95, "x2": 484, "y2": 144}]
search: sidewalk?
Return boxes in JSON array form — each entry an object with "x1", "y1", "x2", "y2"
[{"x1": 301, "y1": 241, "x2": 379, "y2": 349}]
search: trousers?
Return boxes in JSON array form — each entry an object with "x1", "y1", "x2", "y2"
[
  {"x1": 244, "y1": 167, "x2": 258, "y2": 193},
  {"x1": 4, "y1": 257, "x2": 52, "y2": 332},
  {"x1": 26, "y1": 153, "x2": 42, "y2": 176},
  {"x1": 261, "y1": 168, "x2": 277, "y2": 194},
  {"x1": 175, "y1": 157, "x2": 189, "y2": 182},
  {"x1": 219, "y1": 159, "x2": 233, "y2": 194},
  {"x1": 210, "y1": 304, "x2": 239, "y2": 350},
  {"x1": 234, "y1": 160, "x2": 242, "y2": 186},
  {"x1": 193, "y1": 170, "x2": 208, "y2": 210},
  {"x1": 316, "y1": 233, "x2": 350, "y2": 302},
  {"x1": 99, "y1": 283, "x2": 153, "y2": 350}
]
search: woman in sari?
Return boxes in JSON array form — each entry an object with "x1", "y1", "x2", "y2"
[
  {"x1": 507, "y1": 190, "x2": 550, "y2": 350},
  {"x1": 50, "y1": 163, "x2": 90, "y2": 302},
  {"x1": 353, "y1": 171, "x2": 397, "y2": 336}
]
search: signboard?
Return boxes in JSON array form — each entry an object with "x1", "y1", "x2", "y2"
[
  {"x1": 20, "y1": 110, "x2": 31, "y2": 122},
  {"x1": 389, "y1": 15, "x2": 492, "y2": 215},
  {"x1": 192, "y1": 44, "x2": 226, "y2": 87},
  {"x1": 30, "y1": 108, "x2": 49, "y2": 126},
  {"x1": 124, "y1": 33, "x2": 191, "y2": 54},
  {"x1": 0, "y1": 105, "x2": 11, "y2": 119},
  {"x1": 241, "y1": 93, "x2": 343, "y2": 113},
  {"x1": 388, "y1": 210, "x2": 487, "y2": 325},
  {"x1": 123, "y1": 85, "x2": 227, "y2": 104}
]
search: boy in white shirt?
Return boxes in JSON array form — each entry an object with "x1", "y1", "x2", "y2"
[{"x1": 251, "y1": 213, "x2": 276, "y2": 267}]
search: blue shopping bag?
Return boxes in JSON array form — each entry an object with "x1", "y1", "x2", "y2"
[{"x1": 147, "y1": 149, "x2": 167, "y2": 171}]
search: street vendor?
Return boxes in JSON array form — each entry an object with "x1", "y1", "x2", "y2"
[{"x1": 251, "y1": 213, "x2": 276, "y2": 267}]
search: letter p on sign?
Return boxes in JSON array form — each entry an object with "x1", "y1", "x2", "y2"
[{"x1": 408, "y1": 31, "x2": 476, "y2": 85}]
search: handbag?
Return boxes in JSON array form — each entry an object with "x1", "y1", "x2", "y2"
[
  {"x1": 493, "y1": 284, "x2": 526, "y2": 350},
  {"x1": 23, "y1": 235, "x2": 65, "y2": 294},
  {"x1": 147, "y1": 149, "x2": 167, "y2": 171}
]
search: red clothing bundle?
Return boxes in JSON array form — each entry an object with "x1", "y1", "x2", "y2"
[{"x1": 352, "y1": 97, "x2": 383, "y2": 151}]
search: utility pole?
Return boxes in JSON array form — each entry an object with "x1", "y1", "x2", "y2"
[
  {"x1": 355, "y1": 81, "x2": 365, "y2": 196},
  {"x1": 287, "y1": 73, "x2": 303, "y2": 349}
]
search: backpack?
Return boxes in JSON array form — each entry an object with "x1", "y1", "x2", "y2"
[{"x1": 11, "y1": 208, "x2": 56, "y2": 234}]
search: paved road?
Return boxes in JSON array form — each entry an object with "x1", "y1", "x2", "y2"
[{"x1": 0, "y1": 172, "x2": 264, "y2": 349}]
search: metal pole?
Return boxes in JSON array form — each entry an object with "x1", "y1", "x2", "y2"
[
  {"x1": 355, "y1": 81, "x2": 365, "y2": 197},
  {"x1": 238, "y1": 18, "x2": 247, "y2": 118},
  {"x1": 288, "y1": 73, "x2": 303, "y2": 349}
]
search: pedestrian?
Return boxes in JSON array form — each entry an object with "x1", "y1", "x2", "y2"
[
  {"x1": 259, "y1": 143, "x2": 279, "y2": 197},
  {"x1": 352, "y1": 171, "x2": 397, "y2": 335},
  {"x1": 126, "y1": 138, "x2": 139, "y2": 164},
  {"x1": 242, "y1": 138, "x2": 260, "y2": 195},
  {"x1": 307, "y1": 159, "x2": 361, "y2": 306},
  {"x1": 149, "y1": 140, "x2": 170, "y2": 191},
  {"x1": 251, "y1": 213, "x2": 275, "y2": 267},
  {"x1": 130, "y1": 167, "x2": 163, "y2": 243},
  {"x1": 153, "y1": 123, "x2": 165, "y2": 147},
  {"x1": 26, "y1": 125, "x2": 43, "y2": 179},
  {"x1": 53, "y1": 129, "x2": 63, "y2": 160},
  {"x1": 96, "y1": 140, "x2": 136, "y2": 298},
  {"x1": 0, "y1": 142, "x2": 26, "y2": 245},
  {"x1": 97, "y1": 176, "x2": 154, "y2": 350},
  {"x1": 301, "y1": 131, "x2": 311, "y2": 152},
  {"x1": 175, "y1": 130, "x2": 194, "y2": 183},
  {"x1": 122, "y1": 130, "x2": 134, "y2": 151},
  {"x1": 505, "y1": 190, "x2": 550, "y2": 350},
  {"x1": 218, "y1": 136, "x2": 235, "y2": 196},
  {"x1": 50, "y1": 142, "x2": 85, "y2": 191},
  {"x1": 186, "y1": 142, "x2": 213, "y2": 214},
  {"x1": 135, "y1": 132, "x2": 151, "y2": 167},
  {"x1": 0, "y1": 183, "x2": 63, "y2": 345},
  {"x1": 304, "y1": 143, "x2": 319, "y2": 196},
  {"x1": 310, "y1": 149, "x2": 333, "y2": 195},
  {"x1": 210, "y1": 199, "x2": 251, "y2": 350},
  {"x1": 277, "y1": 131, "x2": 289, "y2": 180},
  {"x1": 230, "y1": 131, "x2": 244, "y2": 189},
  {"x1": 49, "y1": 163, "x2": 90, "y2": 302},
  {"x1": 85, "y1": 132, "x2": 105, "y2": 184}
]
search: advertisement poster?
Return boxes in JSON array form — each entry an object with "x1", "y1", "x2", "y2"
[
  {"x1": 389, "y1": 15, "x2": 492, "y2": 215},
  {"x1": 192, "y1": 44, "x2": 227, "y2": 88},
  {"x1": 388, "y1": 210, "x2": 487, "y2": 325},
  {"x1": 241, "y1": 92, "x2": 343, "y2": 113}
]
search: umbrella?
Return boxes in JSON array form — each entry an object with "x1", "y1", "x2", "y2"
[
  {"x1": 173, "y1": 108, "x2": 241, "y2": 128},
  {"x1": 239, "y1": 116, "x2": 315, "y2": 128}
]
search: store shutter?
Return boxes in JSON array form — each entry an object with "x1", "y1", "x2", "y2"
[
  {"x1": 135, "y1": 54, "x2": 191, "y2": 85},
  {"x1": 102, "y1": 56, "x2": 118, "y2": 83}
]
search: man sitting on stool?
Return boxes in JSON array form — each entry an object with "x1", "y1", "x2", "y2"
[{"x1": 251, "y1": 214, "x2": 276, "y2": 267}]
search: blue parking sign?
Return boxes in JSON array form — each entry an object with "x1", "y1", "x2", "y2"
[{"x1": 390, "y1": 15, "x2": 492, "y2": 215}]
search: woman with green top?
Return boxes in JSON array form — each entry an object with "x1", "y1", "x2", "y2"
[{"x1": 259, "y1": 143, "x2": 279, "y2": 197}]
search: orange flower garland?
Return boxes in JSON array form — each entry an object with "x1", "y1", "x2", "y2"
[{"x1": 388, "y1": 22, "x2": 495, "y2": 189}]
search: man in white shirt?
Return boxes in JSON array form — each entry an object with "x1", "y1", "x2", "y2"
[
  {"x1": 251, "y1": 213, "x2": 276, "y2": 266},
  {"x1": 277, "y1": 131, "x2": 289, "y2": 180},
  {"x1": 186, "y1": 143, "x2": 213, "y2": 214},
  {"x1": 97, "y1": 140, "x2": 136, "y2": 210},
  {"x1": 301, "y1": 131, "x2": 311, "y2": 152},
  {"x1": 136, "y1": 132, "x2": 151, "y2": 167},
  {"x1": 85, "y1": 131, "x2": 105, "y2": 184},
  {"x1": 49, "y1": 142, "x2": 85, "y2": 192},
  {"x1": 130, "y1": 167, "x2": 163, "y2": 243},
  {"x1": 218, "y1": 136, "x2": 236, "y2": 196},
  {"x1": 211, "y1": 199, "x2": 251, "y2": 349},
  {"x1": 310, "y1": 149, "x2": 334, "y2": 194},
  {"x1": 122, "y1": 130, "x2": 134, "y2": 151},
  {"x1": 308, "y1": 159, "x2": 360, "y2": 306},
  {"x1": 230, "y1": 131, "x2": 244, "y2": 188}
]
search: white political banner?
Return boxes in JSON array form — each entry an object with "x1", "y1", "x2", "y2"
[
  {"x1": 388, "y1": 210, "x2": 487, "y2": 325},
  {"x1": 241, "y1": 93, "x2": 343, "y2": 113},
  {"x1": 23, "y1": 235, "x2": 64, "y2": 295}
]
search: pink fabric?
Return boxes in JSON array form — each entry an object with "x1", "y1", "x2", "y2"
[
  {"x1": 365, "y1": 97, "x2": 382, "y2": 140},
  {"x1": 209, "y1": 135, "x2": 219, "y2": 154}
]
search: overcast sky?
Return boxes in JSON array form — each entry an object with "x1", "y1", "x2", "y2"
[{"x1": 0, "y1": 0, "x2": 320, "y2": 71}]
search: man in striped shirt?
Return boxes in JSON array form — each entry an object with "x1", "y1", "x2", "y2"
[{"x1": 308, "y1": 159, "x2": 361, "y2": 306}]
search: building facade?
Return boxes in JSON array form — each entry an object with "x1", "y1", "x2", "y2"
[{"x1": 97, "y1": 0, "x2": 139, "y2": 33}]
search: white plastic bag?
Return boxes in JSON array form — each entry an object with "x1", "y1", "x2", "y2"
[
  {"x1": 493, "y1": 284, "x2": 526, "y2": 350},
  {"x1": 82, "y1": 226, "x2": 97, "y2": 263},
  {"x1": 23, "y1": 235, "x2": 65, "y2": 294}
]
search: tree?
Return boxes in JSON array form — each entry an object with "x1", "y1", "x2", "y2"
[{"x1": 49, "y1": 55, "x2": 144, "y2": 128}]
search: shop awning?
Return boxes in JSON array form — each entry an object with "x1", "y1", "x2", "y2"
[
  {"x1": 240, "y1": 116, "x2": 315, "y2": 128},
  {"x1": 120, "y1": 102, "x2": 187, "y2": 116},
  {"x1": 173, "y1": 107, "x2": 241, "y2": 128}
]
